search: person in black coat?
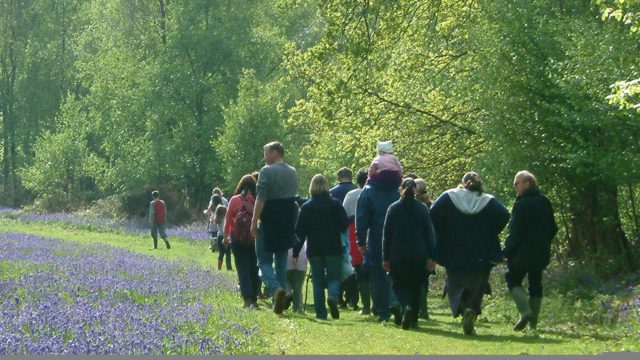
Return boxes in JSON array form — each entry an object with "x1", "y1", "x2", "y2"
[
  {"x1": 504, "y1": 170, "x2": 558, "y2": 331},
  {"x1": 382, "y1": 179, "x2": 436, "y2": 330},
  {"x1": 293, "y1": 174, "x2": 349, "y2": 320},
  {"x1": 430, "y1": 172, "x2": 510, "y2": 335}
]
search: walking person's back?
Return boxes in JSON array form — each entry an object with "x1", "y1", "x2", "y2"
[
  {"x1": 382, "y1": 178, "x2": 436, "y2": 329},
  {"x1": 250, "y1": 141, "x2": 299, "y2": 314},
  {"x1": 430, "y1": 172, "x2": 509, "y2": 335},
  {"x1": 356, "y1": 179, "x2": 401, "y2": 323},
  {"x1": 149, "y1": 190, "x2": 170, "y2": 250},
  {"x1": 504, "y1": 170, "x2": 558, "y2": 332},
  {"x1": 294, "y1": 174, "x2": 349, "y2": 319}
]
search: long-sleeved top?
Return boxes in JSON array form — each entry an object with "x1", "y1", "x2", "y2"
[
  {"x1": 368, "y1": 153, "x2": 402, "y2": 177},
  {"x1": 430, "y1": 188, "x2": 510, "y2": 271},
  {"x1": 342, "y1": 188, "x2": 362, "y2": 220},
  {"x1": 330, "y1": 182, "x2": 358, "y2": 204},
  {"x1": 503, "y1": 186, "x2": 558, "y2": 270},
  {"x1": 294, "y1": 194, "x2": 348, "y2": 258},
  {"x1": 256, "y1": 162, "x2": 298, "y2": 202},
  {"x1": 355, "y1": 183, "x2": 400, "y2": 263},
  {"x1": 382, "y1": 198, "x2": 436, "y2": 264}
]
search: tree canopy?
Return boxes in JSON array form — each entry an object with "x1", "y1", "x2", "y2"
[{"x1": 1, "y1": 0, "x2": 639, "y2": 272}]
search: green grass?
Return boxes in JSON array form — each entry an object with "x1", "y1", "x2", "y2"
[{"x1": 1, "y1": 218, "x2": 638, "y2": 355}]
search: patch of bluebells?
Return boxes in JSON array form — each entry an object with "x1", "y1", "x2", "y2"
[
  {"x1": 14, "y1": 212, "x2": 211, "y2": 242},
  {"x1": 0, "y1": 232, "x2": 257, "y2": 355},
  {"x1": 0, "y1": 206, "x2": 15, "y2": 215}
]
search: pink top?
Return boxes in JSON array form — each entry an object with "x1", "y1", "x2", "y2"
[
  {"x1": 368, "y1": 153, "x2": 402, "y2": 178},
  {"x1": 224, "y1": 193, "x2": 255, "y2": 236}
]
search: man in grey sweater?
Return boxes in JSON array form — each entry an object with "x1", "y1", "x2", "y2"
[{"x1": 251, "y1": 141, "x2": 299, "y2": 314}]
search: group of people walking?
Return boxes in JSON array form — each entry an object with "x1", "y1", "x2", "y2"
[{"x1": 195, "y1": 140, "x2": 558, "y2": 335}]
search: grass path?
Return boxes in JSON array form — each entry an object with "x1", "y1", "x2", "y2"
[{"x1": 1, "y1": 218, "x2": 637, "y2": 355}]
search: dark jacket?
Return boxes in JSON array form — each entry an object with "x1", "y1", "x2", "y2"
[
  {"x1": 382, "y1": 198, "x2": 436, "y2": 264},
  {"x1": 356, "y1": 183, "x2": 400, "y2": 263},
  {"x1": 330, "y1": 182, "x2": 358, "y2": 204},
  {"x1": 503, "y1": 187, "x2": 558, "y2": 271},
  {"x1": 294, "y1": 194, "x2": 348, "y2": 258},
  {"x1": 261, "y1": 197, "x2": 299, "y2": 252},
  {"x1": 430, "y1": 190, "x2": 510, "y2": 272}
]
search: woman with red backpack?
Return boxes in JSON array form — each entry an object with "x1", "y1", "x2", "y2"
[{"x1": 223, "y1": 175, "x2": 260, "y2": 309}]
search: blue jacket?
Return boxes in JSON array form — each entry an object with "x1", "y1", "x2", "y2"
[
  {"x1": 330, "y1": 182, "x2": 358, "y2": 203},
  {"x1": 356, "y1": 183, "x2": 400, "y2": 263},
  {"x1": 430, "y1": 189, "x2": 509, "y2": 271}
]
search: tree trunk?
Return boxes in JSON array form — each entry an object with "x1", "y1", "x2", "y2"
[{"x1": 569, "y1": 180, "x2": 637, "y2": 271}]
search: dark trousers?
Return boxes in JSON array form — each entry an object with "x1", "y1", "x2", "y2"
[
  {"x1": 354, "y1": 263, "x2": 370, "y2": 311},
  {"x1": 445, "y1": 269, "x2": 490, "y2": 317},
  {"x1": 505, "y1": 267, "x2": 543, "y2": 298},
  {"x1": 217, "y1": 234, "x2": 232, "y2": 270},
  {"x1": 231, "y1": 241, "x2": 260, "y2": 302},
  {"x1": 341, "y1": 273, "x2": 359, "y2": 307}
]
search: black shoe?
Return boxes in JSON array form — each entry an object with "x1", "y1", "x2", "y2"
[
  {"x1": 402, "y1": 306, "x2": 414, "y2": 330},
  {"x1": 273, "y1": 288, "x2": 287, "y2": 314},
  {"x1": 284, "y1": 294, "x2": 293, "y2": 311},
  {"x1": 514, "y1": 313, "x2": 532, "y2": 331},
  {"x1": 390, "y1": 305, "x2": 402, "y2": 326},
  {"x1": 327, "y1": 298, "x2": 340, "y2": 319},
  {"x1": 359, "y1": 308, "x2": 371, "y2": 316},
  {"x1": 462, "y1": 308, "x2": 477, "y2": 335}
]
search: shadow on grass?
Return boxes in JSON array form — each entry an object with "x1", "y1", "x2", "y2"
[
  {"x1": 536, "y1": 328, "x2": 622, "y2": 341},
  {"x1": 409, "y1": 326, "x2": 565, "y2": 344}
]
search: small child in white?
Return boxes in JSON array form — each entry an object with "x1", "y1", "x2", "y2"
[{"x1": 287, "y1": 242, "x2": 308, "y2": 313}]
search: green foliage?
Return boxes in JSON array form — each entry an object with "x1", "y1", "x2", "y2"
[
  {"x1": 19, "y1": 99, "x2": 98, "y2": 211},
  {"x1": 216, "y1": 71, "x2": 288, "y2": 188},
  {"x1": 285, "y1": 0, "x2": 482, "y2": 194}
]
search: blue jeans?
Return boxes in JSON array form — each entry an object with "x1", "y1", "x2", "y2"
[
  {"x1": 367, "y1": 257, "x2": 399, "y2": 321},
  {"x1": 309, "y1": 255, "x2": 342, "y2": 319},
  {"x1": 255, "y1": 225, "x2": 288, "y2": 297}
]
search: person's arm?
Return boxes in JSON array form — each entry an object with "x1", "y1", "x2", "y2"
[
  {"x1": 250, "y1": 198, "x2": 265, "y2": 238},
  {"x1": 382, "y1": 206, "x2": 395, "y2": 266},
  {"x1": 252, "y1": 167, "x2": 269, "y2": 237},
  {"x1": 493, "y1": 199, "x2": 511, "y2": 234},
  {"x1": 149, "y1": 201, "x2": 155, "y2": 225},
  {"x1": 162, "y1": 201, "x2": 167, "y2": 223},
  {"x1": 223, "y1": 197, "x2": 239, "y2": 244},
  {"x1": 429, "y1": 194, "x2": 447, "y2": 264},
  {"x1": 423, "y1": 205, "x2": 436, "y2": 260},
  {"x1": 355, "y1": 189, "x2": 371, "y2": 254},
  {"x1": 503, "y1": 201, "x2": 526, "y2": 258},
  {"x1": 293, "y1": 206, "x2": 307, "y2": 258},
  {"x1": 337, "y1": 201, "x2": 349, "y2": 232}
]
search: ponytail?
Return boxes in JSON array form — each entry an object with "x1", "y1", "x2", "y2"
[{"x1": 400, "y1": 178, "x2": 417, "y2": 205}]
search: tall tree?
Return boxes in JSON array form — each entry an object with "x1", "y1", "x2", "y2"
[{"x1": 469, "y1": 0, "x2": 640, "y2": 270}]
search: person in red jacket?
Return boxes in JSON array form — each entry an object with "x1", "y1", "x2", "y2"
[{"x1": 149, "y1": 190, "x2": 170, "y2": 250}]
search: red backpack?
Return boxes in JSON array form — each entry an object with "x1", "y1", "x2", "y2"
[{"x1": 232, "y1": 195, "x2": 255, "y2": 245}]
